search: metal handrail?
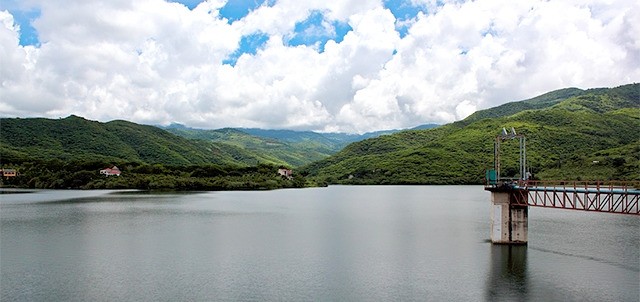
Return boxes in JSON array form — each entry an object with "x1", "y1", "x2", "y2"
[{"x1": 485, "y1": 179, "x2": 640, "y2": 215}]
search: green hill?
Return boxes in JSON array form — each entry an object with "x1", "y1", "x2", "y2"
[
  {"x1": 163, "y1": 126, "x2": 328, "y2": 167},
  {"x1": 0, "y1": 115, "x2": 277, "y2": 167},
  {"x1": 162, "y1": 124, "x2": 436, "y2": 167},
  {"x1": 302, "y1": 84, "x2": 640, "y2": 184},
  {"x1": 462, "y1": 87, "x2": 584, "y2": 124},
  {"x1": 0, "y1": 115, "x2": 432, "y2": 170},
  {"x1": 2, "y1": 84, "x2": 637, "y2": 188},
  {"x1": 0, "y1": 116, "x2": 310, "y2": 190}
]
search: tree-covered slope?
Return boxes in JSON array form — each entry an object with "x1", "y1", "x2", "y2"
[
  {"x1": 0, "y1": 115, "x2": 434, "y2": 170},
  {"x1": 0, "y1": 116, "x2": 312, "y2": 190},
  {"x1": 163, "y1": 127, "x2": 330, "y2": 167},
  {"x1": 163, "y1": 124, "x2": 438, "y2": 167},
  {"x1": 462, "y1": 87, "x2": 584, "y2": 124},
  {"x1": 303, "y1": 84, "x2": 640, "y2": 184},
  {"x1": 0, "y1": 115, "x2": 275, "y2": 166}
]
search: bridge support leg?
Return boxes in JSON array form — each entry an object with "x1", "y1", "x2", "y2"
[{"x1": 490, "y1": 192, "x2": 528, "y2": 244}]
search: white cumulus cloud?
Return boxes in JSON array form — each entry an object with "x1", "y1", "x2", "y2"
[{"x1": 0, "y1": 0, "x2": 638, "y2": 133}]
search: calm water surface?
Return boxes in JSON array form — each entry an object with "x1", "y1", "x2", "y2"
[{"x1": 1, "y1": 186, "x2": 638, "y2": 301}]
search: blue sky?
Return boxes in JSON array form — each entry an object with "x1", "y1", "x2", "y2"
[
  {"x1": 7, "y1": 0, "x2": 423, "y2": 63},
  {"x1": 218, "y1": 0, "x2": 277, "y2": 23},
  {"x1": 216, "y1": 0, "x2": 423, "y2": 65},
  {"x1": 13, "y1": 9, "x2": 40, "y2": 46}
]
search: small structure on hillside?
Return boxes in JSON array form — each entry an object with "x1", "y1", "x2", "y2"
[
  {"x1": 1, "y1": 169, "x2": 17, "y2": 177},
  {"x1": 100, "y1": 166, "x2": 121, "y2": 176},
  {"x1": 278, "y1": 168, "x2": 293, "y2": 179}
]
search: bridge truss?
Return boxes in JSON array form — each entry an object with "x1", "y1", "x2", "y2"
[
  {"x1": 507, "y1": 180, "x2": 640, "y2": 215},
  {"x1": 487, "y1": 128, "x2": 639, "y2": 215}
]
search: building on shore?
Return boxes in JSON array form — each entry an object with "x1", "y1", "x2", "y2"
[
  {"x1": 1, "y1": 169, "x2": 17, "y2": 177},
  {"x1": 278, "y1": 168, "x2": 293, "y2": 179},
  {"x1": 100, "y1": 166, "x2": 121, "y2": 176}
]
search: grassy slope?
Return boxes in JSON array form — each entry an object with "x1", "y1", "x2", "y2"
[
  {"x1": 303, "y1": 84, "x2": 640, "y2": 183},
  {"x1": 1, "y1": 84, "x2": 637, "y2": 183},
  {"x1": 0, "y1": 116, "x2": 263, "y2": 166},
  {"x1": 164, "y1": 126, "x2": 417, "y2": 167},
  {"x1": 164, "y1": 127, "x2": 328, "y2": 167}
]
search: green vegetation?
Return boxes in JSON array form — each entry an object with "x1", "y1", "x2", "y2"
[
  {"x1": 0, "y1": 160, "x2": 307, "y2": 190},
  {"x1": 302, "y1": 84, "x2": 640, "y2": 184},
  {"x1": 461, "y1": 87, "x2": 584, "y2": 124},
  {"x1": 163, "y1": 126, "x2": 329, "y2": 167},
  {"x1": 0, "y1": 116, "x2": 310, "y2": 190},
  {"x1": 1, "y1": 84, "x2": 637, "y2": 189},
  {"x1": 162, "y1": 125, "x2": 415, "y2": 167},
  {"x1": 0, "y1": 115, "x2": 318, "y2": 168}
]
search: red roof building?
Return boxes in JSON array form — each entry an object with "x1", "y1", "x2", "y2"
[{"x1": 100, "y1": 166, "x2": 121, "y2": 176}]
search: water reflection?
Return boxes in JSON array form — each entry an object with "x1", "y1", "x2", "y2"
[
  {"x1": 485, "y1": 244, "x2": 529, "y2": 301},
  {"x1": 2, "y1": 187, "x2": 637, "y2": 301}
]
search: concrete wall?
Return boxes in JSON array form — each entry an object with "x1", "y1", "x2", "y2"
[{"x1": 491, "y1": 191, "x2": 528, "y2": 244}]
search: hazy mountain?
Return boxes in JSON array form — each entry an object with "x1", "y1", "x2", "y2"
[{"x1": 162, "y1": 124, "x2": 440, "y2": 166}]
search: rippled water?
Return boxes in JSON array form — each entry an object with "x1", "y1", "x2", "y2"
[{"x1": 1, "y1": 186, "x2": 638, "y2": 301}]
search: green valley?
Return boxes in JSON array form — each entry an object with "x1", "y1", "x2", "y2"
[{"x1": 161, "y1": 124, "x2": 424, "y2": 167}]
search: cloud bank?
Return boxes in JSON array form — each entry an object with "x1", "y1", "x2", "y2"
[{"x1": 1, "y1": 0, "x2": 638, "y2": 133}]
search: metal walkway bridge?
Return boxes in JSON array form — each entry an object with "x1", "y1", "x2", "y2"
[
  {"x1": 485, "y1": 180, "x2": 640, "y2": 215},
  {"x1": 484, "y1": 128, "x2": 638, "y2": 244}
]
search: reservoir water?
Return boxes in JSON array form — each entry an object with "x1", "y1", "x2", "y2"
[{"x1": 1, "y1": 186, "x2": 638, "y2": 301}]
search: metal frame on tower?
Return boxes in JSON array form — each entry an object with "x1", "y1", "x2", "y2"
[{"x1": 494, "y1": 127, "x2": 527, "y2": 181}]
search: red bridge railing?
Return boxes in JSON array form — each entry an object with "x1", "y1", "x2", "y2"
[{"x1": 487, "y1": 180, "x2": 640, "y2": 215}]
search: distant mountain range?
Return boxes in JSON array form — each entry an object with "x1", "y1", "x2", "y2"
[
  {"x1": 0, "y1": 113, "x2": 437, "y2": 168},
  {"x1": 160, "y1": 124, "x2": 438, "y2": 166}
]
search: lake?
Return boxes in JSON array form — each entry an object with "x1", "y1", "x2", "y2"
[{"x1": 1, "y1": 186, "x2": 638, "y2": 301}]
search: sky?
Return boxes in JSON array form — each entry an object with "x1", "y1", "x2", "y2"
[{"x1": 1, "y1": 0, "x2": 638, "y2": 133}]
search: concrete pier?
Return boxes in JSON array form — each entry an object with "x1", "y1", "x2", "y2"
[{"x1": 490, "y1": 191, "x2": 528, "y2": 244}]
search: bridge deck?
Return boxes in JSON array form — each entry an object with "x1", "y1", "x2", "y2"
[
  {"x1": 515, "y1": 186, "x2": 640, "y2": 195},
  {"x1": 486, "y1": 180, "x2": 640, "y2": 215}
]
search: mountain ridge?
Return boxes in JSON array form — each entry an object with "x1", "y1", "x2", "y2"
[
  {"x1": 302, "y1": 83, "x2": 640, "y2": 184},
  {"x1": 160, "y1": 123, "x2": 439, "y2": 166},
  {"x1": 1, "y1": 84, "x2": 637, "y2": 187}
]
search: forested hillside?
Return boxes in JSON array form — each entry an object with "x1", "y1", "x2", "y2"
[
  {"x1": 0, "y1": 115, "x2": 294, "y2": 167},
  {"x1": 163, "y1": 126, "x2": 333, "y2": 167},
  {"x1": 162, "y1": 124, "x2": 436, "y2": 166},
  {"x1": 0, "y1": 116, "x2": 306, "y2": 189},
  {"x1": 302, "y1": 84, "x2": 640, "y2": 184},
  {"x1": 1, "y1": 84, "x2": 637, "y2": 189},
  {"x1": 0, "y1": 114, "x2": 426, "y2": 189}
]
